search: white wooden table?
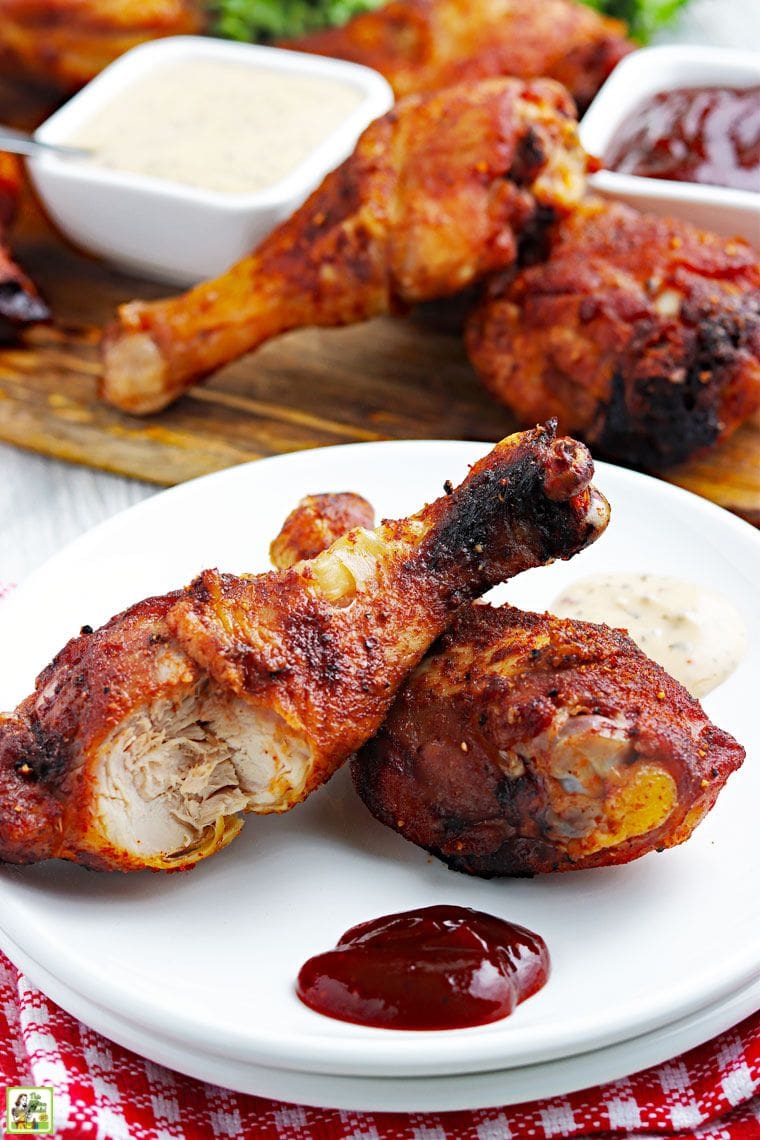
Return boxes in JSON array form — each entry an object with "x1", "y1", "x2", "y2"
[{"x1": 0, "y1": 0, "x2": 756, "y2": 585}]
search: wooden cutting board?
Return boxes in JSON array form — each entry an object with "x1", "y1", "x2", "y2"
[{"x1": 1, "y1": 84, "x2": 758, "y2": 522}]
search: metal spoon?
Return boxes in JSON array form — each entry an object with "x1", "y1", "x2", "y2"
[{"x1": 0, "y1": 126, "x2": 92, "y2": 159}]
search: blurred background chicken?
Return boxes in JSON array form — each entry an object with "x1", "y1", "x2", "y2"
[
  {"x1": 0, "y1": 0, "x2": 631, "y2": 108},
  {"x1": 283, "y1": 0, "x2": 633, "y2": 112},
  {"x1": 272, "y1": 489, "x2": 745, "y2": 876},
  {"x1": 0, "y1": 0, "x2": 203, "y2": 92},
  {"x1": 100, "y1": 77, "x2": 587, "y2": 413},
  {"x1": 0, "y1": 152, "x2": 49, "y2": 341},
  {"x1": 466, "y1": 198, "x2": 760, "y2": 469},
  {"x1": 0, "y1": 425, "x2": 608, "y2": 870}
]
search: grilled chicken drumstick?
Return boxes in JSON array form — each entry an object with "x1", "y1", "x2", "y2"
[
  {"x1": 0, "y1": 425, "x2": 608, "y2": 871},
  {"x1": 0, "y1": 0, "x2": 203, "y2": 92},
  {"x1": 354, "y1": 606, "x2": 745, "y2": 875},
  {"x1": 466, "y1": 198, "x2": 760, "y2": 469},
  {"x1": 0, "y1": 153, "x2": 50, "y2": 340},
  {"x1": 272, "y1": 492, "x2": 744, "y2": 875},
  {"x1": 283, "y1": 0, "x2": 632, "y2": 113},
  {"x1": 101, "y1": 78, "x2": 587, "y2": 414}
]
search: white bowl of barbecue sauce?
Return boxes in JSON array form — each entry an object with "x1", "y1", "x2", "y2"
[
  {"x1": 28, "y1": 37, "x2": 394, "y2": 284},
  {"x1": 580, "y1": 46, "x2": 760, "y2": 244}
]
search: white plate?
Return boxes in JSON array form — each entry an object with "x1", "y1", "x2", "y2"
[
  {"x1": 0, "y1": 441, "x2": 758, "y2": 1081},
  {"x1": 2, "y1": 924, "x2": 757, "y2": 1111}
]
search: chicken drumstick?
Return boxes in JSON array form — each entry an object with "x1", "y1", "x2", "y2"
[
  {"x1": 0, "y1": 0, "x2": 203, "y2": 92},
  {"x1": 101, "y1": 78, "x2": 587, "y2": 414},
  {"x1": 283, "y1": 0, "x2": 632, "y2": 114},
  {"x1": 0, "y1": 424, "x2": 608, "y2": 871},
  {"x1": 272, "y1": 492, "x2": 744, "y2": 875},
  {"x1": 354, "y1": 606, "x2": 745, "y2": 875},
  {"x1": 466, "y1": 198, "x2": 760, "y2": 469}
]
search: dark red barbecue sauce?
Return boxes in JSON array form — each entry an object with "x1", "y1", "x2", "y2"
[
  {"x1": 604, "y1": 85, "x2": 760, "y2": 192},
  {"x1": 296, "y1": 905, "x2": 549, "y2": 1031}
]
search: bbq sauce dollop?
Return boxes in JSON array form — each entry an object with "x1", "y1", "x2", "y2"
[
  {"x1": 296, "y1": 905, "x2": 549, "y2": 1030},
  {"x1": 604, "y1": 85, "x2": 760, "y2": 192}
]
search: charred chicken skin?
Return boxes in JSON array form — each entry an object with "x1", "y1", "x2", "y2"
[
  {"x1": 353, "y1": 605, "x2": 745, "y2": 876},
  {"x1": 0, "y1": 153, "x2": 49, "y2": 340},
  {"x1": 283, "y1": 0, "x2": 632, "y2": 113},
  {"x1": 466, "y1": 198, "x2": 760, "y2": 470},
  {"x1": 272, "y1": 491, "x2": 744, "y2": 876},
  {"x1": 0, "y1": 0, "x2": 203, "y2": 92},
  {"x1": 101, "y1": 78, "x2": 587, "y2": 414},
  {"x1": 0, "y1": 425, "x2": 608, "y2": 871}
]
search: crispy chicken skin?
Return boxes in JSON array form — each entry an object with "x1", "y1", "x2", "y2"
[
  {"x1": 0, "y1": 0, "x2": 204, "y2": 92},
  {"x1": 283, "y1": 0, "x2": 632, "y2": 113},
  {"x1": 0, "y1": 153, "x2": 50, "y2": 340},
  {"x1": 353, "y1": 605, "x2": 745, "y2": 876},
  {"x1": 270, "y1": 493, "x2": 375, "y2": 570},
  {"x1": 101, "y1": 78, "x2": 587, "y2": 414},
  {"x1": 466, "y1": 198, "x2": 760, "y2": 470},
  {"x1": 0, "y1": 425, "x2": 609, "y2": 871}
]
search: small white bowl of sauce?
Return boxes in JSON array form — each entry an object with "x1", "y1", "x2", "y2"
[
  {"x1": 28, "y1": 36, "x2": 394, "y2": 284},
  {"x1": 580, "y1": 46, "x2": 760, "y2": 243}
]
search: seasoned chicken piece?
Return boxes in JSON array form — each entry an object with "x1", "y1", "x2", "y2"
[
  {"x1": 273, "y1": 492, "x2": 744, "y2": 875},
  {"x1": 353, "y1": 605, "x2": 745, "y2": 875},
  {"x1": 283, "y1": 0, "x2": 632, "y2": 113},
  {"x1": 0, "y1": 0, "x2": 204, "y2": 92},
  {"x1": 270, "y1": 493, "x2": 375, "y2": 570},
  {"x1": 0, "y1": 153, "x2": 49, "y2": 340},
  {"x1": 0, "y1": 425, "x2": 608, "y2": 871},
  {"x1": 101, "y1": 77, "x2": 587, "y2": 414},
  {"x1": 466, "y1": 198, "x2": 760, "y2": 469}
]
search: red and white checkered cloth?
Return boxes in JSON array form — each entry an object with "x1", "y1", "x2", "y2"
[
  {"x1": 1, "y1": 582, "x2": 759, "y2": 1140},
  {"x1": 0, "y1": 954, "x2": 757, "y2": 1140}
]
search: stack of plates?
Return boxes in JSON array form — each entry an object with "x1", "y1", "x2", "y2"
[{"x1": 1, "y1": 442, "x2": 757, "y2": 1112}]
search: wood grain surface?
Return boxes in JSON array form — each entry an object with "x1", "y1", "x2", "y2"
[{"x1": 1, "y1": 82, "x2": 758, "y2": 522}]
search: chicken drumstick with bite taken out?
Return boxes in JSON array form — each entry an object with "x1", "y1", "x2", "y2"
[
  {"x1": 0, "y1": 425, "x2": 608, "y2": 871},
  {"x1": 101, "y1": 77, "x2": 587, "y2": 414},
  {"x1": 271, "y1": 491, "x2": 745, "y2": 875}
]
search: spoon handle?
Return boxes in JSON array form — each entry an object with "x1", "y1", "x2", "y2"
[{"x1": 0, "y1": 126, "x2": 91, "y2": 159}]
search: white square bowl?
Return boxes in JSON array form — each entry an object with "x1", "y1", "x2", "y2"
[
  {"x1": 28, "y1": 36, "x2": 394, "y2": 285},
  {"x1": 580, "y1": 45, "x2": 760, "y2": 244}
]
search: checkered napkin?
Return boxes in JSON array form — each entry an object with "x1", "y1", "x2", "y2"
[
  {"x1": 1, "y1": 582, "x2": 758, "y2": 1140},
  {"x1": 0, "y1": 955, "x2": 757, "y2": 1140}
]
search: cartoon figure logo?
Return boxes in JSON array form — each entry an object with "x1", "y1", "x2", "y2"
[{"x1": 5, "y1": 1087, "x2": 54, "y2": 1135}]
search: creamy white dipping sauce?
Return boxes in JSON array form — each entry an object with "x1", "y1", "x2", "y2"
[
  {"x1": 551, "y1": 573, "x2": 746, "y2": 697},
  {"x1": 67, "y1": 59, "x2": 364, "y2": 195}
]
